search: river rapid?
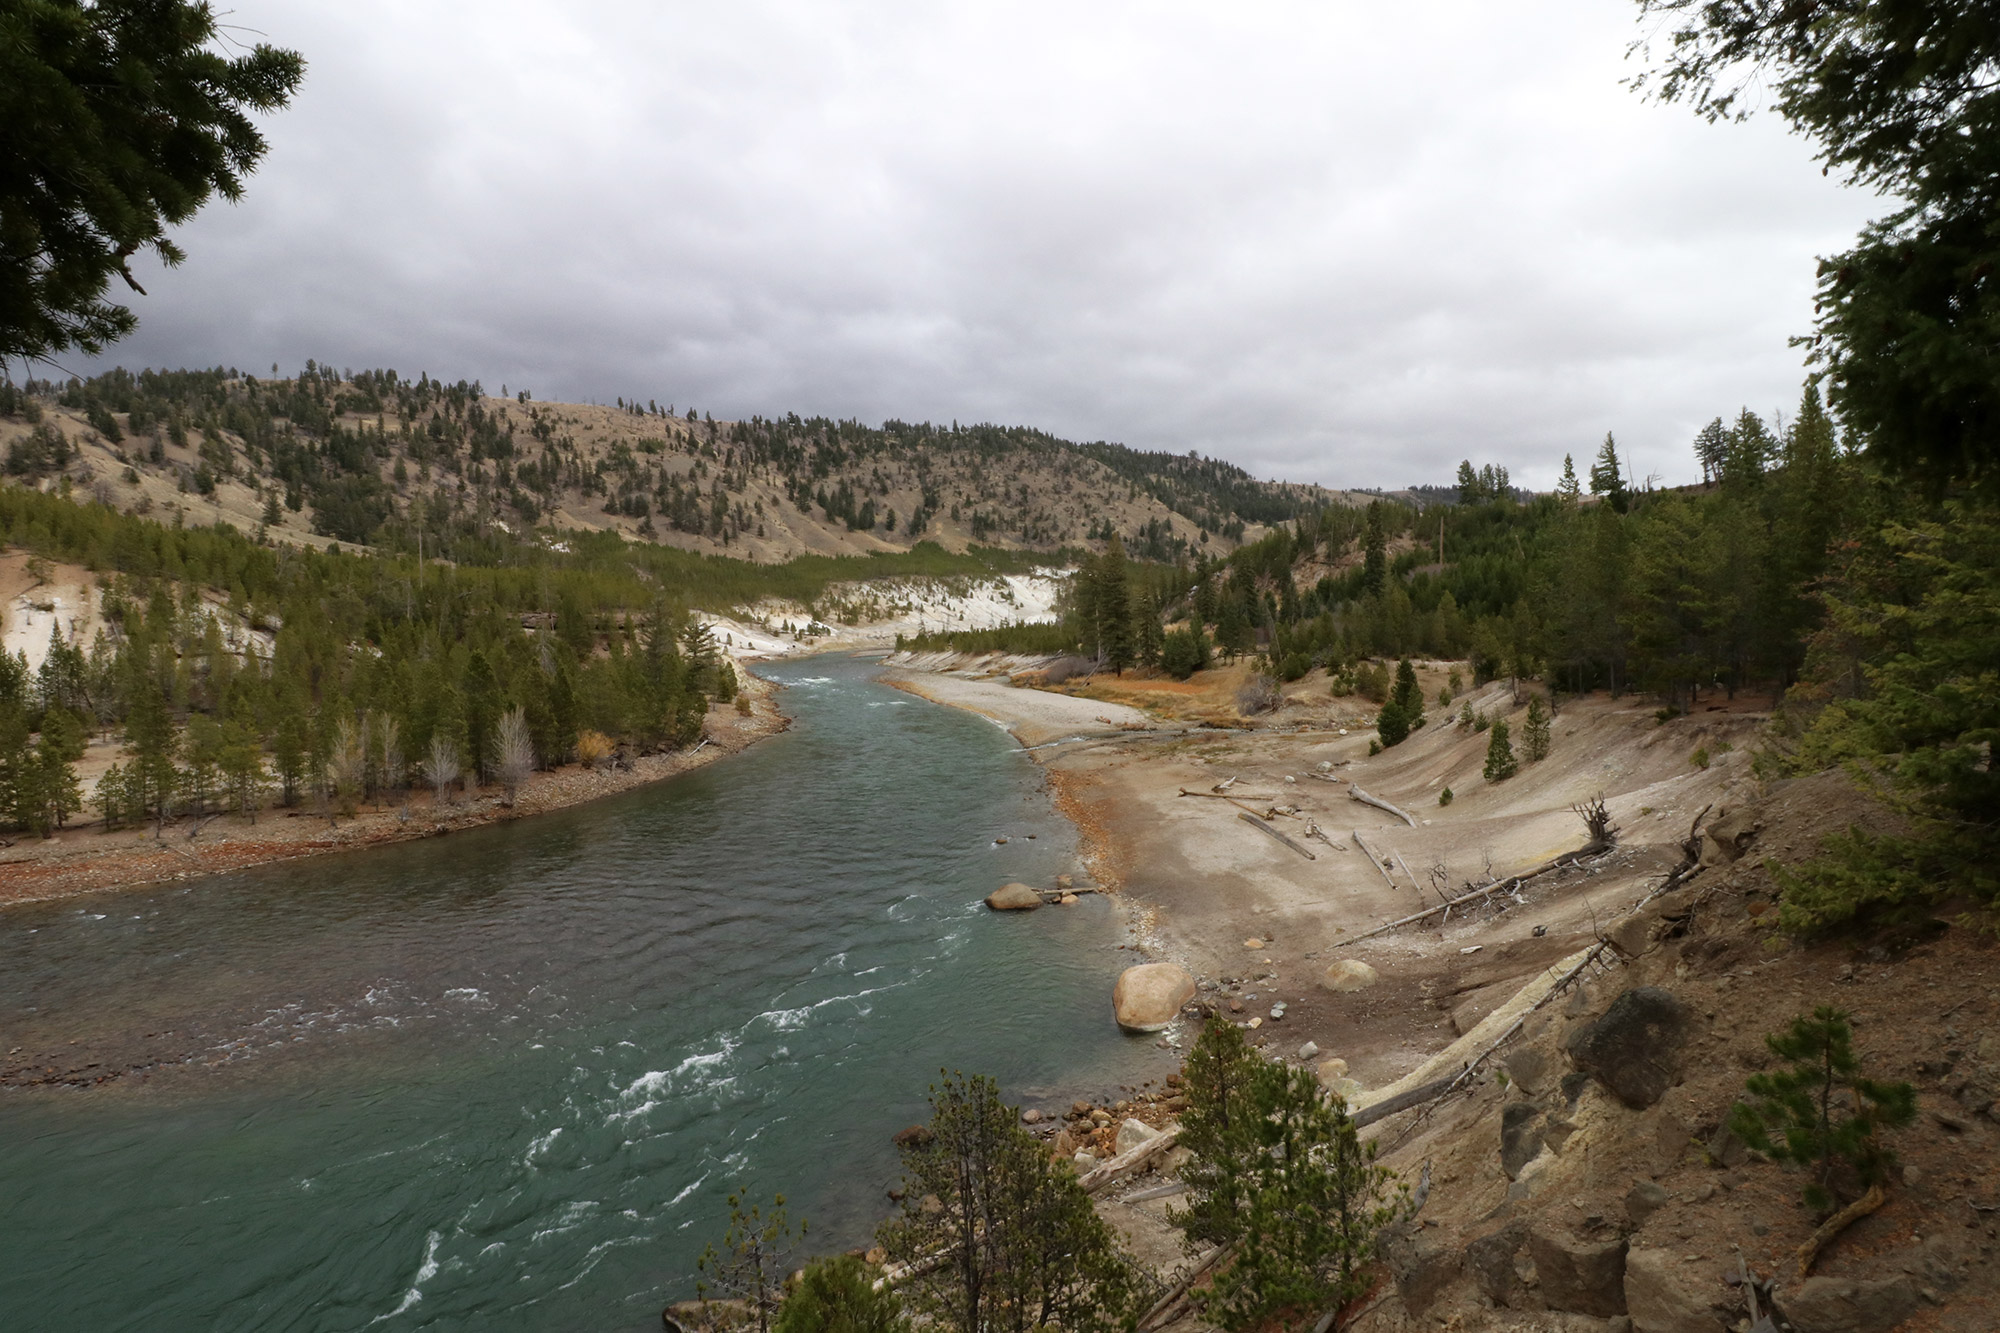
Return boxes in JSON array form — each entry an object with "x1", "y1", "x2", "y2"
[{"x1": 0, "y1": 655, "x2": 1171, "y2": 1330}]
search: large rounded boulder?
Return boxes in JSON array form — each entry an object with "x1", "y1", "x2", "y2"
[
  {"x1": 986, "y1": 882, "x2": 1043, "y2": 911},
  {"x1": 1320, "y1": 959, "x2": 1379, "y2": 992},
  {"x1": 1113, "y1": 963, "x2": 1196, "y2": 1032}
]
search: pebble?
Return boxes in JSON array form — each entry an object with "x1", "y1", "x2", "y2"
[{"x1": 1021, "y1": 1108, "x2": 1042, "y2": 1124}]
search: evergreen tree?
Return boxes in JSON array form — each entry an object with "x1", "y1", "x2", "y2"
[
  {"x1": 1693, "y1": 417, "x2": 1728, "y2": 485},
  {"x1": 125, "y1": 686, "x2": 179, "y2": 833},
  {"x1": 1361, "y1": 503, "x2": 1387, "y2": 596},
  {"x1": 1094, "y1": 535, "x2": 1133, "y2": 673},
  {"x1": 1130, "y1": 588, "x2": 1162, "y2": 670},
  {"x1": 879, "y1": 1072, "x2": 1139, "y2": 1333},
  {"x1": 462, "y1": 650, "x2": 500, "y2": 781},
  {"x1": 35, "y1": 708, "x2": 86, "y2": 832},
  {"x1": 773, "y1": 1256, "x2": 906, "y2": 1333},
  {"x1": 1455, "y1": 459, "x2": 1480, "y2": 505},
  {"x1": 1483, "y1": 717, "x2": 1517, "y2": 782},
  {"x1": 1556, "y1": 453, "x2": 1581, "y2": 505},
  {"x1": 1728, "y1": 1008, "x2": 1915, "y2": 1215},
  {"x1": 1589, "y1": 433, "x2": 1629, "y2": 514},
  {"x1": 1522, "y1": 694, "x2": 1551, "y2": 762}
]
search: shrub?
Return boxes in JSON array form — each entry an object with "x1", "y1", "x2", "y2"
[
  {"x1": 735, "y1": 694, "x2": 753, "y2": 716},
  {"x1": 1438, "y1": 786, "x2": 1453, "y2": 806},
  {"x1": 1160, "y1": 626, "x2": 1210, "y2": 680},
  {"x1": 1691, "y1": 745, "x2": 1710, "y2": 769},
  {"x1": 1237, "y1": 673, "x2": 1281, "y2": 716},
  {"x1": 1354, "y1": 661, "x2": 1390, "y2": 703},
  {"x1": 1275, "y1": 651, "x2": 1311, "y2": 683},
  {"x1": 1376, "y1": 699, "x2": 1410, "y2": 748},
  {"x1": 773, "y1": 1256, "x2": 904, "y2": 1333}
]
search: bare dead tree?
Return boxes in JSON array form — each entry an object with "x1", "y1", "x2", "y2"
[
  {"x1": 1571, "y1": 795, "x2": 1618, "y2": 848},
  {"x1": 374, "y1": 711, "x2": 405, "y2": 803},
  {"x1": 327, "y1": 716, "x2": 367, "y2": 818},
  {"x1": 494, "y1": 706, "x2": 535, "y2": 807},
  {"x1": 424, "y1": 734, "x2": 460, "y2": 805}
]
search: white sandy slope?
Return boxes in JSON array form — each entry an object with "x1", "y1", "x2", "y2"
[{"x1": 701, "y1": 571, "x2": 1069, "y2": 666}]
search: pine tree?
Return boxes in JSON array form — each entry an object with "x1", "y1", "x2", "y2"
[
  {"x1": 1130, "y1": 588, "x2": 1162, "y2": 669},
  {"x1": 1522, "y1": 694, "x2": 1551, "y2": 761},
  {"x1": 1483, "y1": 717, "x2": 1518, "y2": 781},
  {"x1": 1455, "y1": 459, "x2": 1481, "y2": 505},
  {"x1": 1728, "y1": 1008, "x2": 1915, "y2": 1215},
  {"x1": 1095, "y1": 535, "x2": 1133, "y2": 673},
  {"x1": 1361, "y1": 503, "x2": 1387, "y2": 596},
  {"x1": 1589, "y1": 433, "x2": 1629, "y2": 514},
  {"x1": 1693, "y1": 417, "x2": 1728, "y2": 485},
  {"x1": 1556, "y1": 453, "x2": 1581, "y2": 505}
]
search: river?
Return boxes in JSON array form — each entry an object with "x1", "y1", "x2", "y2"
[{"x1": 0, "y1": 655, "x2": 1171, "y2": 1330}]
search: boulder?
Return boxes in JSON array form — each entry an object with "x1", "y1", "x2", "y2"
[
  {"x1": 986, "y1": 882, "x2": 1043, "y2": 911},
  {"x1": 1501, "y1": 1102, "x2": 1546, "y2": 1179},
  {"x1": 1296, "y1": 1041, "x2": 1320, "y2": 1062},
  {"x1": 892, "y1": 1123, "x2": 934, "y2": 1148},
  {"x1": 1566, "y1": 987, "x2": 1693, "y2": 1109},
  {"x1": 1321, "y1": 959, "x2": 1379, "y2": 992},
  {"x1": 1503, "y1": 1046, "x2": 1553, "y2": 1096},
  {"x1": 1529, "y1": 1228, "x2": 1628, "y2": 1317},
  {"x1": 1115, "y1": 1118, "x2": 1160, "y2": 1155},
  {"x1": 1465, "y1": 1223, "x2": 1529, "y2": 1306},
  {"x1": 1073, "y1": 1150, "x2": 1097, "y2": 1171},
  {"x1": 1315, "y1": 1057, "x2": 1350, "y2": 1084},
  {"x1": 1624, "y1": 1247, "x2": 1724, "y2": 1333},
  {"x1": 1775, "y1": 1274, "x2": 1922, "y2": 1333},
  {"x1": 1625, "y1": 1179, "x2": 1671, "y2": 1227},
  {"x1": 1113, "y1": 963, "x2": 1197, "y2": 1032},
  {"x1": 1697, "y1": 806, "x2": 1761, "y2": 866},
  {"x1": 1380, "y1": 1228, "x2": 1462, "y2": 1316},
  {"x1": 1608, "y1": 913, "x2": 1657, "y2": 959}
]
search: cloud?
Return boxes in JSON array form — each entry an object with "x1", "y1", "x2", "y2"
[{"x1": 86, "y1": 0, "x2": 1878, "y2": 491}]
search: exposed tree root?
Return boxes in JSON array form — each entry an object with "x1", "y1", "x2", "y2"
[{"x1": 1795, "y1": 1184, "x2": 1886, "y2": 1280}]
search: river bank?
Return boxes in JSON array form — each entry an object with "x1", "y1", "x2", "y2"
[{"x1": 0, "y1": 675, "x2": 788, "y2": 910}]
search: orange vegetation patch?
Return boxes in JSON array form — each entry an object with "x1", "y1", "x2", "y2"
[{"x1": 1047, "y1": 767, "x2": 1128, "y2": 893}]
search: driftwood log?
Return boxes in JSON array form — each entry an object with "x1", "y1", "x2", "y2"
[
  {"x1": 1351, "y1": 831, "x2": 1400, "y2": 891},
  {"x1": 1239, "y1": 812, "x2": 1316, "y2": 860},
  {"x1": 1348, "y1": 785, "x2": 1417, "y2": 828},
  {"x1": 1328, "y1": 841, "x2": 1609, "y2": 946}
]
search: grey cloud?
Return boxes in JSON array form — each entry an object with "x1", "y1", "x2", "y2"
[{"x1": 86, "y1": 0, "x2": 1878, "y2": 492}]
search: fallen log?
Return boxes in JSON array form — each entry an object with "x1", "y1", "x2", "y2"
[
  {"x1": 1239, "y1": 811, "x2": 1316, "y2": 860},
  {"x1": 1328, "y1": 843, "x2": 1609, "y2": 946},
  {"x1": 1078, "y1": 1125, "x2": 1182, "y2": 1193},
  {"x1": 1351, "y1": 831, "x2": 1400, "y2": 891},
  {"x1": 1177, "y1": 787, "x2": 1279, "y2": 802},
  {"x1": 1348, "y1": 785, "x2": 1417, "y2": 828},
  {"x1": 1350, "y1": 1071, "x2": 1465, "y2": 1128},
  {"x1": 1136, "y1": 1241, "x2": 1231, "y2": 1332}
]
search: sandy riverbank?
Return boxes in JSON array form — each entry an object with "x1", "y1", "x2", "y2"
[
  {"x1": 0, "y1": 678, "x2": 788, "y2": 910},
  {"x1": 876, "y1": 652, "x2": 1768, "y2": 1093}
]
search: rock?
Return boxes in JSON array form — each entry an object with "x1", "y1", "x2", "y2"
[
  {"x1": 1058, "y1": 893, "x2": 1078, "y2": 905},
  {"x1": 1073, "y1": 1150, "x2": 1097, "y2": 1171},
  {"x1": 864, "y1": 1246, "x2": 886, "y2": 1266},
  {"x1": 1608, "y1": 913, "x2": 1656, "y2": 959},
  {"x1": 1113, "y1": 963, "x2": 1197, "y2": 1033},
  {"x1": 986, "y1": 882, "x2": 1042, "y2": 911},
  {"x1": 1465, "y1": 1223, "x2": 1529, "y2": 1306},
  {"x1": 1704, "y1": 1123, "x2": 1747, "y2": 1168},
  {"x1": 892, "y1": 1123, "x2": 934, "y2": 1148},
  {"x1": 1503, "y1": 1046, "x2": 1553, "y2": 1096},
  {"x1": 1115, "y1": 1118, "x2": 1160, "y2": 1155},
  {"x1": 918, "y1": 1194, "x2": 944, "y2": 1216},
  {"x1": 1501, "y1": 1101, "x2": 1546, "y2": 1179},
  {"x1": 1316, "y1": 1057, "x2": 1349, "y2": 1085},
  {"x1": 1246, "y1": 1016, "x2": 1263, "y2": 1029},
  {"x1": 1321, "y1": 959, "x2": 1379, "y2": 992},
  {"x1": 1056, "y1": 873, "x2": 1073, "y2": 890},
  {"x1": 1697, "y1": 806, "x2": 1760, "y2": 866},
  {"x1": 1052, "y1": 1129, "x2": 1076, "y2": 1156},
  {"x1": 1380, "y1": 1228, "x2": 1462, "y2": 1316},
  {"x1": 1528, "y1": 1227, "x2": 1628, "y2": 1317},
  {"x1": 1071, "y1": 1099, "x2": 1092, "y2": 1116},
  {"x1": 1021, "y1": 1108, "x2": 1042, "y2": 1124},
  {"x1": 1566, "y1": 987, "x2": 1693, "y2": 1109},
  {"x1": 1775, "y1": 1274, "x2": 1922, "y2": 1333},
  {"x1": 1624, "y1": 1246, "x2": 1724, "y2": 1333},
  {"x1": 1243, "y1": 937, "x2": 1265, "y2": 950},
  {"x1": 1625, "y1": 1179, "x2": 1671, "y2": 1226},
  {"x1": 1297, "y1": 1041, "x2": 1320, "y2": 1062}
]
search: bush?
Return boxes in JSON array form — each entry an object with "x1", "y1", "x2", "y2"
[
  {"x1": 1275, "y1": 650, "x2": 1311, "y2": 683},
  {"x1": 1438, "y1": 786, "x2": 1453, "y2": 806},
  {"x1": 1160, "y1": 626, "x2": 1210, "y2": 680},
  {"x1": 773, "y1": 1256, "x2": 905, "y2": 1333},
  {"x1": 1691, "y1": 745, "x2": 1710, "y2": 769},
  {"x1": 1354, "y1": 661, "x2": 1391, "y2": 703},
  {"x1": 1237, "y1": 673, "x2": 1281, "y2": 715}
]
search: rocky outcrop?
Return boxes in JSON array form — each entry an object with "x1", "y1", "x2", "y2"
[
  {"x1": 1320, "y1": 959, "x2": 1379, "y2": 992},
  {"x1": 1501, "y1": 1102, "x2": 1546, "y2": 1179},
  {"x1": 985, "y1": 882, "x2": 1043, "y2": 910},
  {"x1": 1529, "y1": 1227, "x2": 1628, "y2": 1317},
  {"x1": 1566, "y1": 987, "x2": 1693, "y2": 1109},
  {"x1": 1112, "y1": 963, "x2": 1196, "y2": 1032},
  {"x1": 1698, "y1": 805, "x2": 1761, "y2": 866},
  {"x1": 1624, "y1": 1246, "x2": 1724, "y2": 1333},
  {"x1": 1775, "y1": 1273, "x2": 1922, "y2": 1333}
]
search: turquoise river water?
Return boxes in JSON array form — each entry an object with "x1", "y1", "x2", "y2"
[{"x1": 0, "y1": 655, "x2": 1171, "y2": 1330}]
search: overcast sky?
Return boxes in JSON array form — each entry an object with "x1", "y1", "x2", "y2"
[{"x1": 86, "y1": 0, "x2": 1880, "y2": 491}]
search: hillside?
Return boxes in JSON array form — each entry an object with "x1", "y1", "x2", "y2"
[{"x1": 0, "y1": 367, "x2": 1359, "y2": 565}]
